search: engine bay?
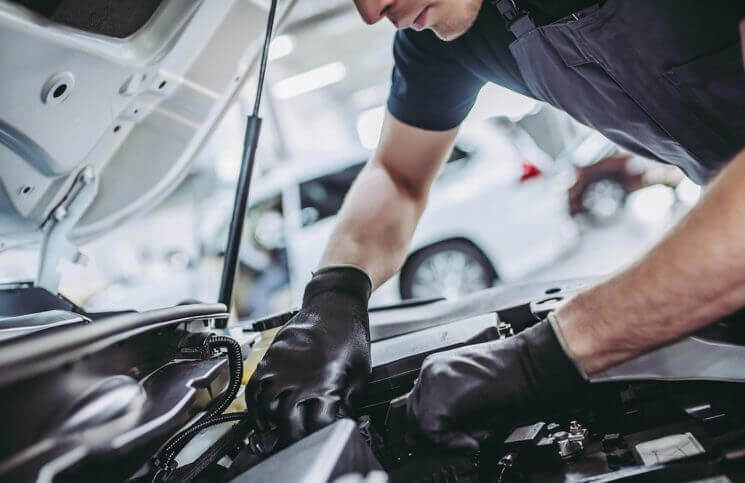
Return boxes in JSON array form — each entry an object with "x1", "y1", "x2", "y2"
[
  {"x1": 232, "y1": 280, "x2": 745, "y2": 483},
  {"x1": 4, "y1": 279, "x2": 744, "y2": 482}
]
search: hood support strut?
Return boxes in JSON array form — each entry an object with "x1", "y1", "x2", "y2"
[{"x1": 216, "y1": 0, "x2": 279, "y2": 327}]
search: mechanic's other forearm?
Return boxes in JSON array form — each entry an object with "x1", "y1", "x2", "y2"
[
  {"x1": 320, "y1": 159, "x2": 428, "y2": 289},
  {"x1": 557, "y1": 148, "x2": 745, "y2": 374}
]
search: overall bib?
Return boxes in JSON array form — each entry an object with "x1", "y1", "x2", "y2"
[{"x1": 495, "y1": 0, "x2": 745, "y2": 184}]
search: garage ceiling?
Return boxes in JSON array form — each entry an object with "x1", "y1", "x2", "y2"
[{"x1": 268, "y1": 4, "x2": 397, "y2": 150}]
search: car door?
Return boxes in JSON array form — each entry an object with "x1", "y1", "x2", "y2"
[{"x1": 284, "y1": 161, "x2": 366, "y2": 302}]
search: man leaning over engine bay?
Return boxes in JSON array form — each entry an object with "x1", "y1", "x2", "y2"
[{"x1": 245, "y1": 0, "x2": 745, "y2": 451}]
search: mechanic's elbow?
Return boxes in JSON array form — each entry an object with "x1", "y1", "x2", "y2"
[
  {"x1": 393, "y1": 173, "x2": 429, "y2": 205},
  {"x1": 369, "y1": 157, "x2": 429, "y2": 205}
]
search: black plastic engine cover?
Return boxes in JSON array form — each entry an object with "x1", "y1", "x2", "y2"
[
  {"x1": 231, "y1": 419, "x2": 382, "y2": 483},
  {"x1": 0, "y1": 300, "x2": 230, "y2": 482}
]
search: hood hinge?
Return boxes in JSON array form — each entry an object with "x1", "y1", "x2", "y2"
[{"x1": 36, "y1": 166, "x2": 98, "y2": 293}]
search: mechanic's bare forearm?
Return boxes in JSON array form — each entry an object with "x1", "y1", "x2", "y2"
[
  {"x1": 557, "y1": 148, "x2": 745, "y2": 374},
  {"x1": 320, "y1": 112, "x2": 458, "y2": 289},
  {"x1": 321, "y1": 159, "x2": 428, "y2": 289}
]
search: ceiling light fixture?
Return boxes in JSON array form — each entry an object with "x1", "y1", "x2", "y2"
[{"x1": 273, "y1": 62, "x2": 347, "y2": 99}]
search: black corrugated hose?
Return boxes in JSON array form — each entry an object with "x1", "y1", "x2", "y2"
[
  {"x1": 151, "y1": 335, "x2": 250, "y2": 482},
  {"x1": 201, "y1": 336, "x2": 245, "y2": 422}
]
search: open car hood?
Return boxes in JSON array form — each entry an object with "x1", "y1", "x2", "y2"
[{"x1": 0, "y1": 0, "x2": 295, "y2": 289}]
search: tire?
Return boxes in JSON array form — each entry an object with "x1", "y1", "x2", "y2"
[
  {"x1": 580, "y1": 177, "x2": 627, "y2": 224},
  {"x1": 399, "y1": 240, "x2": 498, "y2": 300}
]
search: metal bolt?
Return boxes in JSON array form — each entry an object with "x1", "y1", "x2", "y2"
[
  {"x1": 53, "y1": 206, "x2": 67, "y2": 221},
  {"x1": 568, "y1": 421, "x2": 588, "y2": 441},
  {"x1": 79, "y1": 167, "x2": 95, "y2": 184},
  {"x1": 554, "y1": 432, "x2": 583, "y2": 461},
  {"x1": 554, "y1": 422, "x2": 589, "y2": 461},
  {"x1": 497, "y1": 321, "x2": 514, "y2": 339}
]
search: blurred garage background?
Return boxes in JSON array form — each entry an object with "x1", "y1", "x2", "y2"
[{"x1": 0, "y1": 1, "x2": 703, "y2": 318}]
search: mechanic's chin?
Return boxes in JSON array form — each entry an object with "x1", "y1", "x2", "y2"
[
  {"x1": 430, "y1": 3, "x2": 481, "y2": 41},
  {"x1": 430, "y1": 24, "x2": 464, "y2": 42}
]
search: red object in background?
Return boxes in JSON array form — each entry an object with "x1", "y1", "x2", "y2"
[{"x1": 520, "y1": 162, "x2": 542, "y2": 182}]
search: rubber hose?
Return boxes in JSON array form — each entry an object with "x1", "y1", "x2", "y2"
[
  {"x1": 202, "y1": 336, "x2": 244, "y2": 421},
  {"x1": 153, "y1": 336, "x2": 245, "y2": 481}
]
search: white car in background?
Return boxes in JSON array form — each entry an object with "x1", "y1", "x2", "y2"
[{"x1": 248, "y1": 121, "x2": 580, "y2": 306}]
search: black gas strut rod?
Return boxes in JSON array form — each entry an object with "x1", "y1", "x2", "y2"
[{"x1": 217, "y1": 0, "x2": 279, "y2": 327}]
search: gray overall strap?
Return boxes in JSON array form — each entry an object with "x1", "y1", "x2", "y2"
[{"x1": 491, "y1": 0, "x2": 536, "y2": 36}]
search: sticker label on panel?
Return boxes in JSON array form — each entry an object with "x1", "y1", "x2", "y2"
[{"x1": 634, "y1": 432, "x2": 705, "y2": 465}]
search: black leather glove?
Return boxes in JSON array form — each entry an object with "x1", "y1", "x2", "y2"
[
  {"x1": 245, "y1": 266, "x2": 372, "y2": 447},
  {"x1": 406, "y1": 318, "x2": 588, "y2": 452}
]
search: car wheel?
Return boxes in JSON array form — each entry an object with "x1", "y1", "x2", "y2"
[
  {"x1": 400, "y1": 240, "x2": 498, "y2": 300},
  {"x1": 580, "y1": 177, "x2": 627, "y2": 224}
]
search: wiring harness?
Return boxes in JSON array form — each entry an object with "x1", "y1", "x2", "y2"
[{"x1": 151, "y1": 335, "x2": 249, "y2": 482}]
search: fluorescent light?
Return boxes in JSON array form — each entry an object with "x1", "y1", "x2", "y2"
[
  {"x1": 356, "y1": 105, "x2": 385, "y2": 149},
  {"x1": 269, "y1": 35, "x2": 294, "y2": 61},
  {"x1": 273, "y1": 62, "x2": 346, "y2": 100}
]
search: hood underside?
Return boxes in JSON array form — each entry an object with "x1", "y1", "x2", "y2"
[{"x1": 0, "y1": 0, "x2": 295, "y2": 252}]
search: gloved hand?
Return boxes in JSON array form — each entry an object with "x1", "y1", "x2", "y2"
[
  {"x1": 406, "y1": 317, "x2": 588, "y2": 452},
  {"x1": 245, "y1": 266, "x2": 372, "y2": 447}
]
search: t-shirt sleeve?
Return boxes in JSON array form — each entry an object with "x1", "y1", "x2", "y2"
[{"x1": 387, "y1": 29, "x2": 486, "y2": 131}]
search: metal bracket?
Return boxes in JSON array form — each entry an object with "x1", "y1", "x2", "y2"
[{"x1": 36, "y1": 166, "x2": 98, "y2": 293}]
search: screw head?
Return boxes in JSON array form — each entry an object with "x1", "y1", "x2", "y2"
[
  {"x1": 79, "y1": 167, "x2": 95, "y2": 184},
  {"x1": 53, "y1": 206, "x2": 67, "y2": 221}
]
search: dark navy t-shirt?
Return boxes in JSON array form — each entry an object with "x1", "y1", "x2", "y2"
[{"x1": 386, "y1": 2, "x2": 596, "y2": 131}]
